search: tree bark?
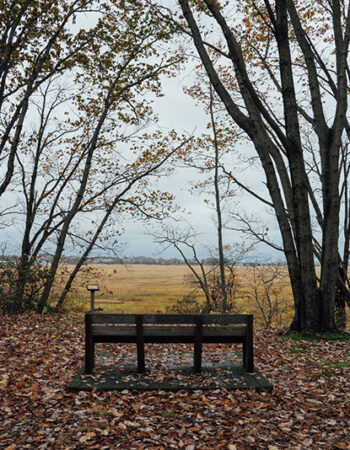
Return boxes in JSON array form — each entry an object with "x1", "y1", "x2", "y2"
[{"x1": 178, "y1": 0, "x2": 346, "y2": 331}]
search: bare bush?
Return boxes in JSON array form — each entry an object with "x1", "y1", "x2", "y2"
[{"x1": 247, "y1": 264, "x2": 290, "y2": 329}]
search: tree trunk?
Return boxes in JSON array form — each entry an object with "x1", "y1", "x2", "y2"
[
  {"x1": 335, "y1": 284, "x2": 347, "y2": 330},
  {"x1": 210, "y1": 85, "x2": 227, "y2": 313},
  {"x1": 178, "y1": 0, "x2": 345, "y2": 332}
]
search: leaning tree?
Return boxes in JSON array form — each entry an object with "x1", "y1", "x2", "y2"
[
  {"x1": 1, "y1": 0, "x2": 186, "y2": 313},
  {"x1": 155, "y1": 0, "x2": 350, "y2": 331}
]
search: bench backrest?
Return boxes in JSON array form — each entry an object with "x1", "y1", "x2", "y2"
[
  {"x1": 86, "y1": 313, "x2": 253, "y2": 340},
  {"x1": 87, "y1": 313, "x2": 252, "y2": 326}
]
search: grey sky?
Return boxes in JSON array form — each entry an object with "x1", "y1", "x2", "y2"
[
  {"x1": 117, "y1": 74, "x2": 282, "y2": 261},
  {"x1": 0, "y1": 17, "x2": 282, "y2": 262}
]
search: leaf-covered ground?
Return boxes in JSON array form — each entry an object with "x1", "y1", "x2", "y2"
[{"x1": 0, "y1": 314, "x2": 349, "y2": 449}]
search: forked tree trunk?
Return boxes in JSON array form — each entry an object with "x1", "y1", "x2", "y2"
[{"x1": 178, "y1": 0, "x2": 346, "y2": 332}]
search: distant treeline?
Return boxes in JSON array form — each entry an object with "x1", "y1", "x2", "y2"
[
  {"x1": 63, "y1": 256, "x2": 280, "y2": 266},
  {"x1": 0, "y1": 255, "x2": 283, "y2": 266},
  {"x1": 0, "y1": 255, "x2": 189, "y2": 265},
  {"x1": 68, "y1": 256, "x2": 213, "y2": 265}
]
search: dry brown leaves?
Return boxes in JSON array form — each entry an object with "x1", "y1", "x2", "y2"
[{"x1": 0, "y1": 314, "x2": 349, "y2": 449}]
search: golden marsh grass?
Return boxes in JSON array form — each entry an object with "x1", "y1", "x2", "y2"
[{"x1": 62, "y1": 264, "x2": 296, "y2": 327}]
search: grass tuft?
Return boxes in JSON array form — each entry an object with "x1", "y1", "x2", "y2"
[
  {"x1": 289, "y1": 346, "x2": 308, "y2": 354},
  {"x1": 333, "y1": 360, "x2": 350, "y2": 368},
  {"x1": 286, "y1": 331, "x2": 350, "y2": 342}
]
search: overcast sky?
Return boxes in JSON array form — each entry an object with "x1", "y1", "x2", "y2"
[
  {"x1": 116, "y1": 74, "x2": 282, "y2": 262},
  {"x1": 0, "y1": 71, "x2": 281, "y2": 261},
  {"x1": 0, "y1": 23, "x2": 283, "y2": 263}
]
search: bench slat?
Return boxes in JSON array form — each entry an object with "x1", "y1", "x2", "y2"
[
  {"x1": 91, "y1": 325, "x2": 247, "y2": 337},
  {"x1": 89, "y1": 313, "x2": 251, "y2": 325}
]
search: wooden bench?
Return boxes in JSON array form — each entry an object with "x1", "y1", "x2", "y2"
[{"x1": 84, "y1": 313, "x2": 254, "y2": 374}]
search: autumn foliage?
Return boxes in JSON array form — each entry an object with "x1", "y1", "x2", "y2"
[{"x1": 0, "y1": 314, "x2": 349, "y2": 448}]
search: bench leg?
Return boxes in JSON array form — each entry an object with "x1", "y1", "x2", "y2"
[
  {"x1": 85, "y1": 339, "x2": 95, "y2": 374},
  {"x1": 137, "y1": 343, "x2": 145, "y2": 373},
  {"x1": 243, "y1": 341, "x2": 247, "y2": 370},
  {"x1": 194, "y1": 319, "x2": 202, "y2": 373},
  {"x1": 85, "y1": 314, "x2": 94, "y2": 374},
  {"x1": 194, "y1": 341, "x2": 202, "y2": 373},
  {"x1": 245, "y1": 315, "x2": 254, "y2": 372},
  {"x1": 136, "y1": 316, "x2": 145, "y2": 373},
  {"x1": 245, "y1": 343, "x2": 254, "y2": 372}
]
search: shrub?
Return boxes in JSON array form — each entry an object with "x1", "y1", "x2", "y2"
[
  {"x1": 0, "y1": 259, "x2": 49, "y2": 314},
  {"x1": 166, "y1": 295, "x2": 203, "y2": 314}
]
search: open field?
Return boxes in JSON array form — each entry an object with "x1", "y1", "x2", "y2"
[
  {"x1": 61, "y1": 264, "x2": 296, "y2": 328},
  {"x1": 65, "y1": 264, "x2": 203, "y2": 313}
]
